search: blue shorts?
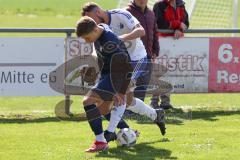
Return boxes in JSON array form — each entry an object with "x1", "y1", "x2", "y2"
[
  {"x1": 131, "y1": 56, "x2": 149, "y2": 83},
  {"x1": 92, "y1": 74, "x2": 115, "y2": 101}
]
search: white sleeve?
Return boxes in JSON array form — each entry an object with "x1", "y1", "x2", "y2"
[{"x1": 119, "y1": 10, "x2": 140, "y2": 30}]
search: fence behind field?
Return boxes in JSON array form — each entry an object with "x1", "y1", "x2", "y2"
[{"x1": 0, "y1": 28, "x2": 240, "y2": 114}]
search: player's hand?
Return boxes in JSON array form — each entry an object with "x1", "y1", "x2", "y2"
[
  {"x1": 180, "y1": 22, "x2": 187, "y2": 31},
  {"x1": 174, "y1": 30, "x2": 183, "y2": 39},
  {"x1": 113, "y1": 93, "x2": 126, "y2": 106}
]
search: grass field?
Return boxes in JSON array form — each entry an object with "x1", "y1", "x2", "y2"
[
  {"x1": 0, "y1": 0, "x2": 117, "y2": 36},
  {"x1": 1, "y1": 94, "x2": 240, "y2": 160},
  {"x1": 0, "y1": 0, "x2": 117, "y2": 27},
  {"x1": 1, "y1": 0, "x2": 240, "y2": 159}
]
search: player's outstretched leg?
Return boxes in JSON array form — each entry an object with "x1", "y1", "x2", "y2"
[{"x1": 127, "y1": 95, "x2": 166, "y2": 135}]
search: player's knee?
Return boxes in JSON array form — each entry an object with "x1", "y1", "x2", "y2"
[
  {"x1": 126, "y1": 97, "x2": 134, "y2": 107},
  {"x1": 126, "y1": 92, "x2": 134, "y2": 107},
  {"x1": 99, "y1": 107, "x2": 110, "y2": 116},
  {"x1": 126, "y1": 98, "x2": 131, "y2": 107},
  {"x1": 83, "y1": 96, "x2": 92, "y2": 106},
  {"x1": 97, "y1": 101, "x2": 112, "y2": 115},
  {"x1": 127, "y1": 96, "x2": 137, "y2": 107}
]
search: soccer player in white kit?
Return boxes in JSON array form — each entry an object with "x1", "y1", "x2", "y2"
[{"x1": 82, "y1": 2, "x2": 166, "y2": 142}]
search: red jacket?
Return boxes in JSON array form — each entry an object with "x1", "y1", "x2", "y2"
[
  {"x1": 153, "y1": 0, "x2": 189, "y2": 37},
  {"x1": 126, "y1": 2, "x2": 159, "y2": 58}
]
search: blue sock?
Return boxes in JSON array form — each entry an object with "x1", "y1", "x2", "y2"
[
  {"x1": 104, "y1": 113, "x2": 129, "y2": 129},
  {"x1": 84, "y1": 104, "x2": 103, "y2": 135},
  {"x1": 104, "y1": 113, "x2": 111, "y2": 120}
]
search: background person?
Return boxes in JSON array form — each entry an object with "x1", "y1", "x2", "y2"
[
  {"x1": 152, "y1": 0, "x2": 189, "y2": 109},
  {"x1": 126, "y1": 0, "x2": 160, "y2": 105}
]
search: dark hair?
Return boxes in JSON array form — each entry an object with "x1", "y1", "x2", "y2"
[
  {"x1": 81, "y1": 2, "x2": 99, "y2": 16},
  {"x1": 76, "y1": 16, "x2": 97, "y2": 37}
]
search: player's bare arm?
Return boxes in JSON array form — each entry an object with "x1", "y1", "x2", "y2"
[{"x1": 118, "y1": 24, "x2": 145, "y2": 41}]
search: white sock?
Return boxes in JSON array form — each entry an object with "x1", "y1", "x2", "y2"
[
  {"x1": 96, "y1": 133, "x2": 106, "y2": 143},
  {"x1": 107, "y1": 104, "x2": 126, "y2": 133},
  {"x1": 127, "y1": 98, "x2": 157, "y2": 121}
]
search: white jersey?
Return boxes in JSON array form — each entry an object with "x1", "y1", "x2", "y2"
[{"x1": 107, "y1": 9, "x2": 147, "y2": 61}]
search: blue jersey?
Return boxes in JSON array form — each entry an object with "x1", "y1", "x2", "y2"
[
  {"x1": 92, "y1": 24, "x2": 132, "y2": 98},
  {"x1": 94, "y1": 24, "x2": 129, "y2": 75}
]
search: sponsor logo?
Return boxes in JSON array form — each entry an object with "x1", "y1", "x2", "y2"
[
  {"x1": 209, "y1": 38, "x2": 240, "y2": 92},
  {"x1": 156, "y1": 55, "x2": 205, "y2": 72}
]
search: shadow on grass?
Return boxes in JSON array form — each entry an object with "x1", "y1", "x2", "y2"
[
  {"x1": 124, "y1": 107, "x2": 240, "y2": 125},
  {"x1": 96, "y1": 140, "x2": 177, "y2": 160},
  {"x1": 0, "y1": 113, "x2": 87, "y2": 124},
  {"x1": 171, "y1": 107, "x2": 240, "y2": 121},
  {"x1": 1, "y1": 108, "x2": 239, "y2": 124}
]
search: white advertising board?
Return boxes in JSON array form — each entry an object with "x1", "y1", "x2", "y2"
[
  {"x1": 0, "y1": 38, "x2": 65, "y2": 96},
  {"x1": 1, "y1": 37, "x2": 239, "y2": 96},
  {"x1": 158, "y1": 38, "x2": 209, "y2": 93}
]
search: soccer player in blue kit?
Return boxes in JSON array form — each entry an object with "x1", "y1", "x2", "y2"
[{"x1": 76, "y1": 16, "x2": 132, "y2": 152}]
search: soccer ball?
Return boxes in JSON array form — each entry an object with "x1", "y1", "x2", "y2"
[{"x1": 116, "y1": 128, "x2": 137, "y2": 147}]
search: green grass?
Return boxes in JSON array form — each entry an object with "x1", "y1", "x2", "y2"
[
  {"x1": 1, "y1": 94, "x2": 240, "y2": 160},
  {"x1": 0, "y1": 0, "x2": 117, "y2": 37},
  {"x1": 1, "y1": 0, "x2": 239, "y2": 37},
  {"x1": 1, "y1": 94, "x2": 240, "y2": 116},
  {"x1": 186, "y1": 0, "x2": 240, "y2": 37},
  {"x1": 0, "y1": 0, "x2": 117, "y2": 28},
  {"x1": 0, "y1": 0, "x2": 117, "y2": 16},
  {"x1": 190, "y1": 0, "x2": 233, "y2": 28}
]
